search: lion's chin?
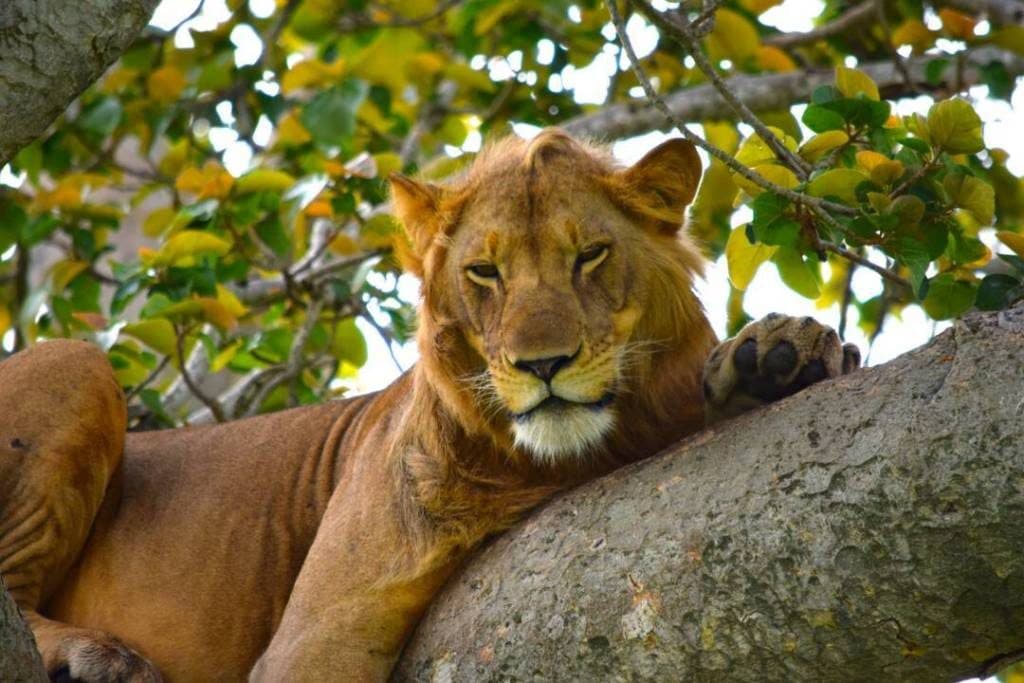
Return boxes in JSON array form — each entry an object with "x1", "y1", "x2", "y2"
[{"x1": 511, "y1": 399, "x2": 615, "y2": 465}]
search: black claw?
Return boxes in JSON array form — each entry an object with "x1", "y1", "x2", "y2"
[
  {"x1": 734, "y1": 338, "x2": 758, "y2": 376},
  {"x1": 796, "y1": 358, "x2": 828, "y2": 386},
  {"x1": 763, "y1": 340, "x2": 798, "y2": 377},
  {"x1": 842, "y1": 343, "x2": 861, "y2": 374}
]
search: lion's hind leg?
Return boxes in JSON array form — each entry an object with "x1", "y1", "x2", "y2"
[{"x1": 0, "y1": 340, "x2": 160, "y2": 681}]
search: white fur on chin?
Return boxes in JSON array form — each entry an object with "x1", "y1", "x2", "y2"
[{"x1": 512, "y1": 404, "x2": 614, "y2": 465}]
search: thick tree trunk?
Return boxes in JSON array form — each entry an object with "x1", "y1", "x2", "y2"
[
  {"x1": 0, "y1": 0, "x2": 161, "y2": 166},
  {"x1": 0, "y1": 578, "x2": 45, "y2": 682},
  {"x1": 397, "y1": 306, "x2": 1024, "y2": 682}
]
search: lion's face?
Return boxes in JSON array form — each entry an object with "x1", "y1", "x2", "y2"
[{"x1": 391, "y1": 130, "x2": 704, "y2": 464}]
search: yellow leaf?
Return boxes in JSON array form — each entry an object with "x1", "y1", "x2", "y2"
[
  {"x1": 836, "y1": 65, "x2": 879, "y2": 101},
  {"x1": 197, "y1": 298, "x2": 238, "y2": 331},
  {"x1": 740, "y1": 0, "x2": 783, "y2": 13},
  {"x1": 891, "y1": 19, "x2": 935, "y2": 52},
  {"x1": 329, "y1": 234, "x2": 360, "y2": 256},
  {"x1": 938, "y1": 8, "x2": 976, "y2": 39},
  {"x1": 997, "y1": 231, "x2": 1024, "y2": 257},
  {"x1": 799, "y1": 131, "x2": 849, "y2": 162},
  {"x1": 49, "y1": 260, "x2": 89, "y2": 292},
  {"x1": 175, "y1": 162, "x2": 234, "y2": 200},
  {"x1": 950, "y1": 175, "x2": 994, "y2": 225},
  {"x1": 990, "y1": 26, "x2": 1024, "y2": 56},
  {"x1": 734, "y1": 163, "x2": 799, "y2": 197},
  {"x1": 121, "y1": 319, "x2": 177, "y2": 356},
  {"x1": 235, "y1": 169, "x2": 296, "y2": 194},
  {"x1": 211, "y1": 339, "x2": 243, "y2": 372},
  {"x1": 282, "y1": 58, "x2": 344, "y2": 94},
  {"x1": 756, "y1": 45, "x2": 796, "y2": 72},
  {"x1": 154, "y1": 230, "x2": 232, "y2": 267},
  {"x1": 443, "y1": 63, "x2": 496, "y2": 93},
  {"x1": 34, "y1": 183, "x2": 82, "y2": 211},
  {"x1": 351, "y1": 29, "x2": 425, "y2": 93},
  {"x1": 143, "y1": 206, "x2": 178, "y2": 237},
  {"x1": 808, "y1": 168, "x2": 869, "y2": 204},
  {"x1": 706, "y1": 9, "x2": 761, "y2": 63},
  {"x1": 215, "y1": 284, "x2": 248, "y2": 318},
  {"x1": 703, "y1": 121, "x2": 740, "y2": 155},
  {"x1": 726, "y1": 226, "x2": 777, "y2": 290},
  {"x1": 735, "y1": 127, "x2": 798, "y2": 167},
  {"x1": 158, "y1": 139, "x2": 190, "y2": 177},
  {"x1": 275, "y1": 111, "x2": 313, "y2": 147},
  {"x1": 855, "y1": 150, "x2": 888, "y2": 171},
  {"x1": 0, "y1": 306, "x2": 10, "y2": 337},
  {"x1": 147, "y1": 66, "x2": 187, "y2": 104},
  {"x1": 305, "y1": 199, "x2": 333, "y2": 218},
  {"x1": 101, "y1": 67, "x2": 139, "y2": 93}
]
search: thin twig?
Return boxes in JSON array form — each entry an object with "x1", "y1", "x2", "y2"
[
  {"x1": 822, "y1": 242, "x2": 911, "y2": 290},
  {"x1": 125, "y1": 355, "x2": 171, "y2": 402},
  {"x1": 633, "y1": 0, "x2": 811, "y2": 179},
  {"x1": 764, "y1": 1, "x2": 876, "y2": 48},
  {"x1": 174, "y1": 326, "x2": 226, "y2": 423},
  {"x1": 604, "y1": 0, "x2": 853, "y2": 218}
]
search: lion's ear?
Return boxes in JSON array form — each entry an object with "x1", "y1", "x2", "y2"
[
  {"x1": 390, "y1": 173, "x2": 443, "y2": 275},
  {"x1": 611, "y1": 139, "x2": 702, "y2": 233}
]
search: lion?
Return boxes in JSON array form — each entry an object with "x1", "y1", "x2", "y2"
[{"x1": 0, "y1": 129, "x2": 859, "y2": 681}]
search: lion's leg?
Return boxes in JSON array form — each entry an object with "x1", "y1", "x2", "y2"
[{"x1": 0, "y1": 340, "x2": 160, "y2": 681}]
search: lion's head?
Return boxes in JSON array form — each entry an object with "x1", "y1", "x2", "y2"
[{"x1": 391, "y1": 130, "x2": 713, "y2": 466}]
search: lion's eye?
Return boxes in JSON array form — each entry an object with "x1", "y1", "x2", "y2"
[
  {"x1": 466, "y1": 262, "x2": 500, "y2": 285},
  {"x1": 576, "y1": 244, "x2": 609, "y2": 272}
]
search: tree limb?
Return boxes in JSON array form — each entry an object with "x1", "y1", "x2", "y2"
[
  {"x1": 398, "y1": 305, "x2": 1024, "y2": 682},
  {"x1": 564, "y1": 46, "x2": 1024, "y2": 139},
  {"x1": 764, "y1": 1, "x2": 876, "y2": 48},
  {"x1": 0, "y1": 577, "x2": 45, "y2": 681},
  {"x1": 0, "y1": 0, "x2": 161, "y2": 166}
]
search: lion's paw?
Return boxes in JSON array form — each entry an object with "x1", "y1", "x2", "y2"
[
  {"x1": 48, "y1": 632, "x2": 162, "y2": 683},
  {"x1": 702, "y1": 313, "x2": 860, "y2": 421}
]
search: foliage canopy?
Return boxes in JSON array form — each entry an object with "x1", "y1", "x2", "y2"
[{"x1": 0, "y1": 0, "x2": 1022, "y2": 428}]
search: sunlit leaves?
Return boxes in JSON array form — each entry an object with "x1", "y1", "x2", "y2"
[{"x1": 927, "y1": 98, "x2": 985, "y2": 154}]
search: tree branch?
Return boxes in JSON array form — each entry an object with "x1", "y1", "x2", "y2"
[
  {"x1": 564, "y1": 46, "x2": 1024, "y2": 140},
  {"x1": 764, "y1": 1, "x2": 876, "y2": 48},
  {"x1": 0, "y1": 0, "x2": 162, "y2": 166},
  {"x1": 399, "y1": 304, "x2": 1024, "y2": 681}
]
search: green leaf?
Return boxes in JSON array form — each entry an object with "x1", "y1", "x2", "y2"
[
  {"x1": 751, "y1": 193, "x2": 800, "y2": 247},
  {"x1": 899, "y1": 137, "x2": 931, "y2": 156},
  {"x1": 773, "y1": 247, "x2": 822, "y2": 299},
  {"x1": 78, "y1": 97, "x2": 123, "y2": 139},
  {"x1": 888, "y1": 237, "x2": 930, "y2": 296},
  {"x1": 927, "y1": 98, "x2": 984, "y2": 154},
  {"x1": 922, "y1": 273, "x2": 976, "y2": 319},
  {"x1": 300, "y1": 80, "x2": 368, "y2": 149},
  {"x1": 945, "y1": 173, "x2": 995, "y2": 225},
  {"x1": 0, "y1": 202, "x2": 27, "y2": 252},
  {"x1": 331, "y1": 317, "x2": 368, "y2": 367},
  {"x1": 822, "y1": 97, "x2": 890, "y2": 130},
  {"x1": 802, "y1": 105, "x2": 845, "y2": 133},
  {"x1": 976, "y1": 273, "x2": 1020, "y2": 310}
]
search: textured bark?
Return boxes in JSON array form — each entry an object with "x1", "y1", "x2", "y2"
[
  {"x1": 564, "y1": 47, "x2": 1024, "y2": 140},
  {"x1": 0, "y1": 0, "x2": 161, "y2": 166},
  {"x1": 397, "y1": 305, "x2": 1024, "y2": 682},
  {"x1": 0, "y1": 579, "x2": 45, "y2": 682}
]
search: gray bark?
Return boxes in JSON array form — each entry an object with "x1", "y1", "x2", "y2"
[
  {"x1": 0, "y1": 579, "x2": 45, "y2": 682},
  {"x1": 565, "y1": 47, "x2": 1024, "y2": 140},
  {"x1": 0, "y1": 0, "x2": 161, "y2": 166},
  {"x1": 397, "y1": 305, "x2": 1024, "y2": 682}
]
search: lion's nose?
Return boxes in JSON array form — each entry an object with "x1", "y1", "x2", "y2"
[{"x1": 514, "y1": 355, "x2": 574, "y2": 383}]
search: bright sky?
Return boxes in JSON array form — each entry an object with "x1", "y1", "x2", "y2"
[{"x1": 142, "y1": 0, "x2": 1024, "y2": 406}]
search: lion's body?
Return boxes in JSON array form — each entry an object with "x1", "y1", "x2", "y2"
[
  {"x1": 47, "y1": 391, "x2": 377, "y2": 680},
  {"x1": 0, "y1": 130, "x2": 856, "y2": 682}
]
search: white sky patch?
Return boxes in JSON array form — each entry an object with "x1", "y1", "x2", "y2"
[{"x1": 231, "y1": 24, "x2": 263, "y2": 67}]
